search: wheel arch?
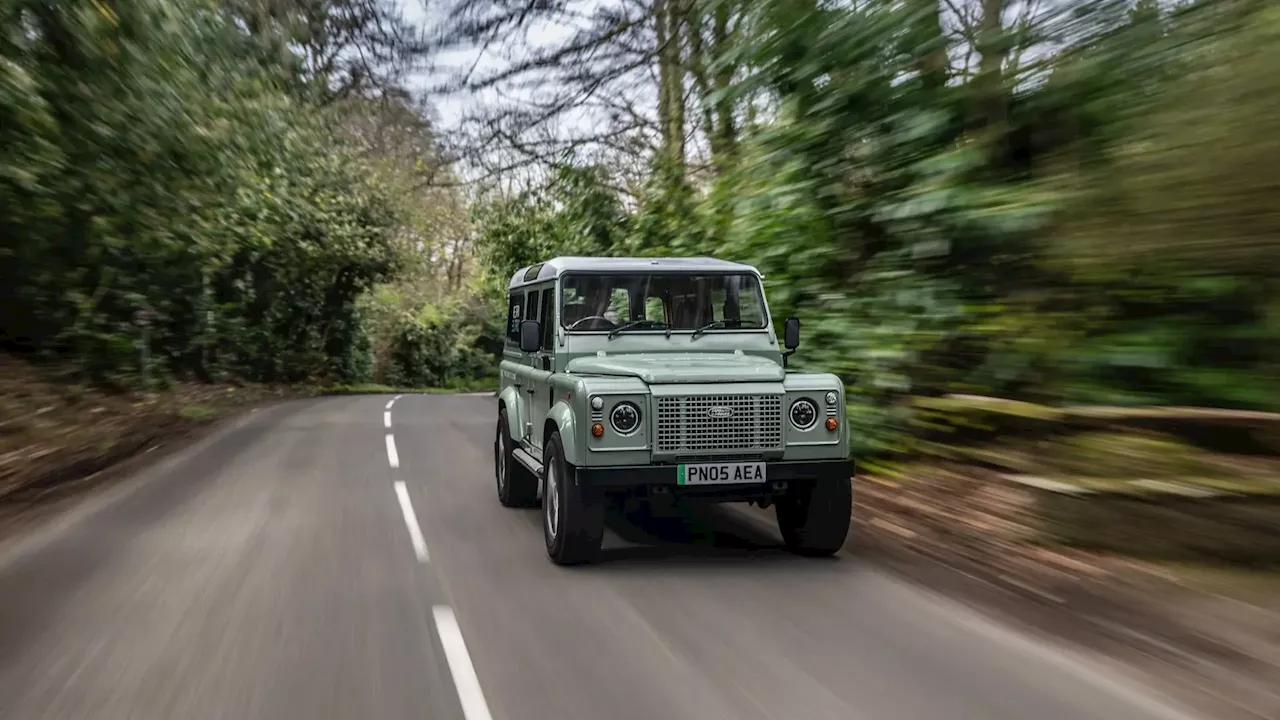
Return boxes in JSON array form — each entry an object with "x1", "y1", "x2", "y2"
[
  {"x1": 543, "y1": 401, "x2": 578, "y2": 465},
  {"x1": 497, "y1": 385, "x2": 524, "y2": 442}
]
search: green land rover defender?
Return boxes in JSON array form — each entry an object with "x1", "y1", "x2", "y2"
[{"x1": 495, "y1": 257, "x2": 853, "y2": 565}]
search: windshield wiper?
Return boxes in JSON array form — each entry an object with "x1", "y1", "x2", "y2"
[
  {"x1": 691, "y1": 320, "x2": 733, "y2": 340},
  {"x1": 608, "y1": 319, "x2": 668, "y2": 339}
]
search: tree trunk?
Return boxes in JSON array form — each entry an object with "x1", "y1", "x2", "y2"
[
  {"x1": 691, "y1": 0, "x2": 737, "y2": 176},
  {"x1": 663, "y1": 0, "x2": 686, "y2": 174},
  {"x1": 908, "y1": 0, "x2": 948, "y2": 91},
  {"x1": 687, "y1": 4, "x2": 718, "y2": 166},
  {"x1": 710, "y1": 0, "x2": 735, "y2": 167},
  {"x1": 974, "y1": 0, "x2": 1008, "y2": 133},
  {"x1": 655, "y1": 0, "x2": 673, "y2": 165}
]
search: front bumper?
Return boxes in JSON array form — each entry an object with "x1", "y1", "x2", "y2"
[{"x1": 574, "y1": 459, "x2": 851, "y2": 488}]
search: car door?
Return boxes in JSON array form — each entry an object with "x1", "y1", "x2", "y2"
[
  {"x1": 500, "y1": 289, "x2": 526, "y2": 434},
  {"x1": 509, "y1": 287, "x2": 540, "y2": 447},
  {"x1": 525, "y1": 283, "x2": 557, "y2": 453}
]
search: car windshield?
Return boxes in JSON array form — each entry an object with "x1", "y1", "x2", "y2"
[{"x1": 560, "y1": 273, "x2": 767, "y2": 333}]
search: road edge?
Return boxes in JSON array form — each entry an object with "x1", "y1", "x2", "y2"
[{"x1": 0, "y1": 398, "x2": 300, "y2": 571}]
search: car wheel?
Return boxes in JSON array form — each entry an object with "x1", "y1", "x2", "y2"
[
  {"x1": 542, "y1": 431, "x2": 604, "y2": 565},
  {"x1": 775, "y1": 477, "x2": 852, "y2": 557},
  {"x1": 496, "y1": 408, "x2": 538, "y2": 508}
]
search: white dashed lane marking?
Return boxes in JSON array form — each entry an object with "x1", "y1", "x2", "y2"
[
  {"x1": 392, "y1": 481, "x2": 428, "y2": 562},
  {"x1": 381, "y1": 393, "x2": 493, "y2": 720},
  {"x1": 433, "y1": 606, "x2": 495, "y2": 720},
  {"x1": 385, "y1": 433, "x2": 400, "y2": 469}
]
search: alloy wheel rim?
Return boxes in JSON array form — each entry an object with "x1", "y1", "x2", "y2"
[
  {"x1": 545, "y1": 461, "x2": 560, "y2": 540},
  {"x1": 497, "y1": 432, "x2": 506, "y2": 491}
]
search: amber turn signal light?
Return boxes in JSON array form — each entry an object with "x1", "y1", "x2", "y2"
[
  {"x1": 825, "y1": 417, "x2": 839, "y2": 432},
  {"x1": 591, "y1": 423, "x2": 604, "y2": 438}
]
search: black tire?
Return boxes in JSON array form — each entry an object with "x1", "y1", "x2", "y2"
[
  {"x1": 775, "y1": 477, "x2": 852, "y2": 557},
  {"x1": 495, "y1": 408, "x2": 538, "y2": 508},
  {"x1": 542, "y1": 431, "x2": 605, "y2": 565}
]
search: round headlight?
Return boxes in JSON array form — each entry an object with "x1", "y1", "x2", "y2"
[
  {"x1": 825, "y1": 391, "x2": 838, "y2": 406},
  {"x1": 590, "y1": 396, "x2": 604, "y2": 411},
  {"x1": 790, "y1": 399, "x2": 818, "y2": 430},
  {"x1": 610, "y1": 402, "x2": 641, "y2": 435}
]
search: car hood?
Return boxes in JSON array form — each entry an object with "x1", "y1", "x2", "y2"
[{"x1": 565, "y1": 353, "x2": 785, "y2": 384}]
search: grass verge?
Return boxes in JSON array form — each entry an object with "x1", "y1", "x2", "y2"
[{"x1": 317, "y1": 381, "x2": 497, "y2": 395}]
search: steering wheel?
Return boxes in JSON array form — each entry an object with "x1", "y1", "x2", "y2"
[{"x1": 567, "y1": 315, "x2": 617, "y2": 330}]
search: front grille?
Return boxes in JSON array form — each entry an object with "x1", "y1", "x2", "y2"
[{"x1": 656, "y1": 395, "x2": 783, "y2": 453}]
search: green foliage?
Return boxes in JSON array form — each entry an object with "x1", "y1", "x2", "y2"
[
  {"x1": 384, "y1": 302, "x2": 497, "y2": 388},
  {"x1": 706, "y1": 0, "x2": 1063, "y2": 455},
  {"x1": 0, "y1": 0, "x2": 409, "y2": 386},
  {"x1": 362, "y1": 288, "x2": 504, "y2": 388},
  {"x1": 465, "y1": 0, "x2": 1280, "y2": 459},
  {"x1": 627, "y1": 158, "x2": 705, "y2": 256},
  {"x1": 1041, "y1": 0, "x2": 1280, "y2": 409},
  {"x1": 472, "y1": 164, "x2": 631, "y2": 295},
  {"x1": 178, "y1": 405, "x2": 218, "y2": 422}
]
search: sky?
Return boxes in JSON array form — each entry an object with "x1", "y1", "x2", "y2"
[
  {"x1": 398, "y1": 0, "x2": 468, "y2": 128},
  {"x1": 398, "y1": 0, "x2": 584, "y2": 131},
  {"x1": 398, "y1": 0, "x2": 620, "y2": 185}
]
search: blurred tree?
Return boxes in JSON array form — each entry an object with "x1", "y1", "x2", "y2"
[
  {"x1": 450, "y1": 0, "x2": 1280, "y2": 459},
  {"x1": 0, "y1": 0, "x2": 421, "y2": 385},
  {"x1": 224, "y1": 0, "x2": 430, "y2": 101},
  {"x1": 471, "y1": 164, "x2": 630, "y2": 293}
]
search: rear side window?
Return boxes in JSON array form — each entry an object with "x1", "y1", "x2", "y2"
[
  {"x1": 524, "y1": 290, "x2": 539, "y2": 324},
  {"x1": 539, "y1": 289, "x2": 555, "y2": 350},
  {"x1": 506, "y1": 294, "x2": 522, "y2": 343}
]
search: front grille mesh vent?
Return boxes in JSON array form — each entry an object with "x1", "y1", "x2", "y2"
[{"x1": 655, "y1": 395, "x2": 783, "y2": 453}]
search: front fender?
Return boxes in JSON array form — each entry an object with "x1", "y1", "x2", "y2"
[
  {"x1": 546, "y1": 401, "x2": 579, "y2": 466},
  {"x1": 498, "y1": 385, "x2": 524, "y2": 442}
]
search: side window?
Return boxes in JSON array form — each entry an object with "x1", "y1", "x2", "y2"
[
  {"x1": 539, "y1": 289, "x2": 555, "y2": 350},
  {"x1": 525, "y1": 290, "x2": 539, "y2": 325},
  {"x1": 506, "y1": 293, "x2": 522, "y2": 343}
]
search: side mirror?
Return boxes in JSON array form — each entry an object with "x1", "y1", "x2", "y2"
[
  {"x1": 519, "y1": 319, "x2": 541, "y2": 353},
  {"x1": 783, "y1": 317, "x2": 800, "y2": 351}
]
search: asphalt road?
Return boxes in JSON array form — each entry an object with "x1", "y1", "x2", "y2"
[{"x1": 0, "y1": 394, "x2": 1206, "y2": 720}]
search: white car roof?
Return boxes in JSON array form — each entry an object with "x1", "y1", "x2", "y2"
[{"x1": 508, "y1": 256, "x2": 760, "y2": 290}]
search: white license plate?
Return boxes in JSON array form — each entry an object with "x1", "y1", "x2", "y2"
[{"x1": 677, "y1": 462, "x2": 766, "y2": 485}]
